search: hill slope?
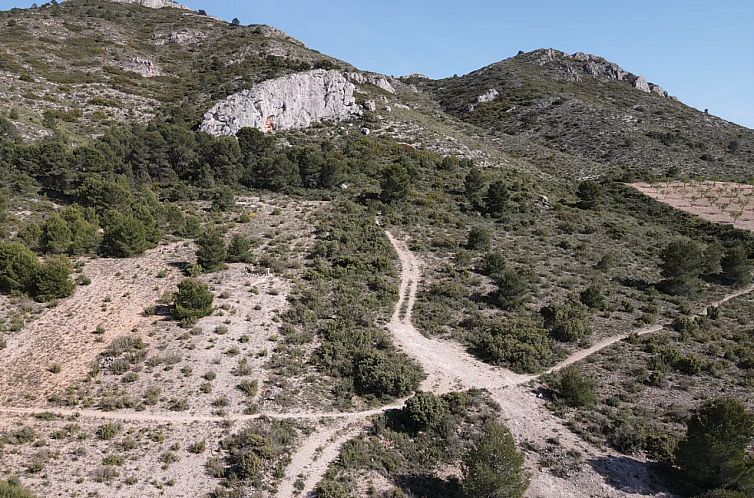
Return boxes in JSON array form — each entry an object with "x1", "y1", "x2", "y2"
[{"x1": 421, "y1": 48, "x2": 754, "y2": 179}]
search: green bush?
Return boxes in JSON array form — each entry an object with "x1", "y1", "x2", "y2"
[
  {"x1": 316, "y1": 479, "x2": 350, "y2": 498},
  {"x1": 659, "y1": 239, "x2": 705, "y2": 295},
  {"x1": 211, "y1": 186, "x2": 235, "y2": 212},
  {"x1": 675, "y1": 397, "x2": 754, "y2": 493},
  {"x1": 173, "y1": 279, "x2": 213, "y2": 324},
  {"x1": 467, "y1": 226, "x2": 491, "y2": 251},
  {"x1": 579, "y1": 285, "x2": 606, "y2": 310},
  {"x1": 353, "y1": 349, "x2": 423, "y2": 398},
  {"x1": 226, "y1": 234, "x2": 253, "y2": 264},
  {"x1": 492, "y1": 269, "x2": 529, "y2": 309},
  {"x1": 544, "y1": 303, "x2": 591, "y2": 342},
  {"x1": 476, "y1": 317, "x2": 554, "y2": 373},
  {"x1": 484, "y1": 180, "x2": 510, "y2": 218},
  {"x1": 462, "y1": 420, "x2": 529, "y2": 498},
  {"x1": 576, "y1": 180, "x2": 603, "y2": 209},
  {"x1": 380, "y1": 163, "x2": 411, "y2": 203},
  {"x1": 403, "y1": 391, "x2": 447, "y2": 432},
  {"x1": 33, "y1": 256, "x2": 74, "y2": 302},
  {"x1": 0, "y1": 242, "x2": 40, "y2": 294},
  {"x1": 0, "y1": 481, "x2": 37, "y2": 498},
  {"x1": 100, "y1": 211, "x2": 148, "y2": 257},
  {"x1": 555, "y1": 365, "x2": 597, "y2": 408},
  {"x1": 41, "y1": 213, "x2": 72, "y2": 254},
  {"x1": 720, "y1": 244, "x2": 752, "y2": 286},
  {"x1": 196, "y1": 227, "x2": 227, "y2": 272}
]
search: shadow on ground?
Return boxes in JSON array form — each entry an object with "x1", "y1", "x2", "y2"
[{"x1": 589, "y1": 455, "x2": 680, "y2": 496}]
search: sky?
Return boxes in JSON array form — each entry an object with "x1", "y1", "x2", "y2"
[{"x1": 2, "y1": 0, "x2": 753, "y2": 128}]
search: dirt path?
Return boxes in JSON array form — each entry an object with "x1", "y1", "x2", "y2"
[
  {"x1": 382, "y1": 230, "x2": 754, "y2": 498},
  {"x1": 1, "y1": 230, "x2": 751, "y2": 497},
  {"x1": 276, "y1": 421, "x2": 365, "y2": 498},
  {"x1": 0, "y1": 401, "x2": 406, "y2": 424}
]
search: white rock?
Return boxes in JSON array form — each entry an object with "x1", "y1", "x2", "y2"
[
  {"x1": 345, "y1": 72, "x2": 395, "y2": 94},
  {"x1": 363, "y1": 100, "x2": 377, "y2": 112},
  {"x1": 200, "y1": 69, "x2": 362, "y2": 136},
  {"x1": 123, "y1": 56, "x2": 162, "y2": 77},
  {"x1": 633, "y1": 76, "x2": 651, "y2": 93},
  {"x1": 109, "y1": 0, "x2": 186, "y2": 9}
]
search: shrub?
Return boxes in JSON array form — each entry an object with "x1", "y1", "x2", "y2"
[
  {"x1": 0, "y1": 242, "x2": 40, "y2": 294},
  {"x1": 467, "y1": 226, "x2": 491, "y2": 251},
  {"x1": 0, "y1": 481, "x2": 37, "y2": 498},
  {"x1": 555, "y1": 365, "x2": 597, "y2": 408},
  {"x1": 226, "y1": 235, "x2": 253, "y2": 263},
  {"x1": 100, "y1": 212, "x2": 148, "y2": 257},
  {"x1": 173, "y1": 279, "x2": 213, "y2": 324},
  {"x1": 96, "y1": 423, "x2": 120, "y2": 440},
  {"x1": 403, "y1": 391, "x2": 447, "y2": 432},
  {"x1": 482, "y1": 252, "x2": 506, "y2": 276},
  {"x1": 675, "y1": 398, "x2": 754, "y2": 493},
  {"x1": 477, "y1": 317, "x2": 554, "y2": 373},
  {"x1": 720, "y1": 244, "x2": 752, "y2": 286},
  {"x1": 196, "y1": 228, "x2": 227, "y2": 272},
  {"x1": 492, "y1": 269, "x2": 529, "y2": 309},
  {"x1": 41, "y1": 213, "x2": 72, "y2": 254},
  {"x1": 576, "y1": 180, "x2": 603, "y2": 209},
  {"x1": 580, "y1": 285, "x2": 606, "y2": 310},
  {"x1": 544, "y1": 303, "x2": 591, "y2": 342},
  {"x1": 379, "y1": 163, "x2": 411, "y2": 203},
  {"x1": 462, "y1": 420, "x2": 529, "y2": 498},
  {"x1": 32, "y1": 256, "x2": 74, "y2": 302},
  {"x1": 484, "y1": 180, "x2": 510, "y2": 218},
  {"x1": 317, "y1": 480, "x2": 350, "y2": 498},
  {"x1": 211, "y1": 187, "x2": 235, "y2": 212},
  {"x1": 353, "y1": 349, "x2": 423, "y2": 398},
  {"x1": 659, "y1": 239, "x2": 705, "y2": 295},
  {"x1": 465, "y1": 166, "x2": 486, "y2": 208}
]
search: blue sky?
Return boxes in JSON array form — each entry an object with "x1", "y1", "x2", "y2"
[{"x1": 2, "y1": 0, "x2": 753, "y2": 128}]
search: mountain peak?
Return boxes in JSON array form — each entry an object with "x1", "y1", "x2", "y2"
[{"x1": 516, "y1": 48, "x2": 671, "y2": 98}]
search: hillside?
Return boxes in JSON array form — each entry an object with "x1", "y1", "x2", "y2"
[
  {"x1": 0, "y1": 2, "x2": 753, "y2": 498},
  {"x1": 422, "y1": 48, "x2": 754, "y2": 180},
  {"x1": 0, "y1": 0, "x2": 349, "y2": 140}
]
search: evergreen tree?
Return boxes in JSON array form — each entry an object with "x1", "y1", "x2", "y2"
[
  {"x1": 576, "y1": 180, "x2": 603, "y2": 209},
  {"x1": 33, "y1": 256, "x2": 74, "y2": 302},
  {"x1": 462, "y1": 421, "x2": 530, "y2": 498},
  {"x1": 676, "y1": 398, "x2": 754, "y2": 493},
  {"x1": 196, "y1": 227, "x2": 227, "y2": 272},
  {"x1": 173, "y1": 278, "x2": 214, "y2": 324},
  {"x1": 100, "y1": 212, "x2": 148, "y2": 257},
  {"x1": 41, "y1": 213, "x2": 72, "y2": 254},
  {"x1": 464, "y1": 166, "x2": 486, "y2": 208},
  {"x1": 493, "y1": 269, "x2": 529, "y2": 309},
  {"x1": 379, "y1": 163, "x2": 411, "y2": 203},
  {"x1": 0, "y1": 242, "x2": 40, "y2": 294},
  {"x1": 720, "y1": 244, "x2": 752, "y2": 286},
  {"x1": 660, "y1": 239, "x2": 705, "y2": 295},
  {"x1": 484, "y1": 180, "x2": 510, "y2": 218}
]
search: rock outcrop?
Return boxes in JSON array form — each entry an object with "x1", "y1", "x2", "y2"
[
  {"x1": 345, "y1": 72, "x2": 395, "y2": 94},
  {"x1": 110, "y1": 0, "x2": 186, "y2": 8},
  {"x1": 468, "y1": 88, "x2": 499, "y2": 112},
  {"x1": 200, "y1": 70, "x2": 362, "y2": 136},
  {"x1": 531, "y1": 48, "x2": 670, "y2": 98},
  {"x1": 122, "y1": 56, "x2": 162, "y2": 77}
]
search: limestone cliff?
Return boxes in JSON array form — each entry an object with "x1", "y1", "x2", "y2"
[{"x1": 200, "y1": 70, "x2": 364, "y2": 136}]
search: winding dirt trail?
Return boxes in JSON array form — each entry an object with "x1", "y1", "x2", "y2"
[
  {"x1": 383, "y1": 230, "x2": 754, "y2": 498},
  {"x1": 276, "y1": 421, "x2": 366, "y2": 498},
  {"x1": 2, "y1": 229, "x2": 751, "y2": 498}
]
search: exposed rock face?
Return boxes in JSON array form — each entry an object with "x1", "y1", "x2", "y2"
[
  {"x1": 530, "y1": 49, "x2": 670, "y2": 98},
  {"x1": 346, "y1": 72, "x2": 395, "y2": 94},
  {"x1": 122, "y1": 56, "x2": 162, "y2": 77},
  {"x1": 110, "y1": 0, "x2": 186, "y2": 8},
  {"x1": 468, "y1": 88, "x2": 499, "y2": 112},
  {"x1": 200, "y1": 70, "x2": 362, "y2": 136}
]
